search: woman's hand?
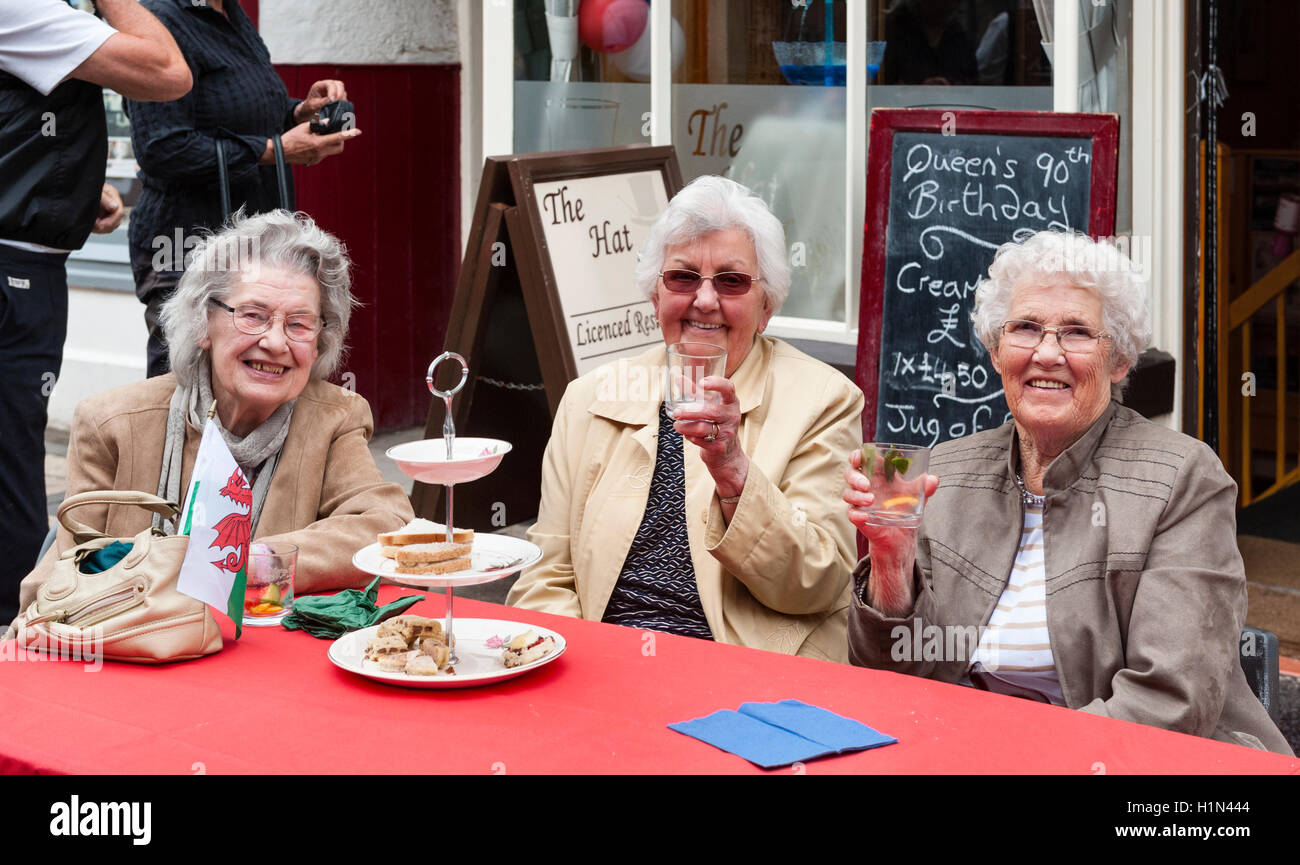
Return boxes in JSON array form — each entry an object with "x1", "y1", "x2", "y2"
[
  {"x1": 265, "y1": 122, "x2": 362, "y2": 167},
  {"x1": 843, "y1": 449, "x2": 939, "y2": 615},
  {"x1": 294, "y1": 79, "x2": 349, "y2": 124},
  {"x1": 673, "y1": 375, "x2": 747, "y2": 502}
]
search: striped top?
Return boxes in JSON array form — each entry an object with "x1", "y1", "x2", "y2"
[{"x1": 967, "y1": 500, "x2": 1064, "y2": 704}]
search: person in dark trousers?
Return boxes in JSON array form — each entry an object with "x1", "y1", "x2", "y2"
[
  {"x1": 0, "y1": 0, "x2": 191, "y2": 625},
  {"x1": 125, "y1": 0, "x2": 360, "y2": 379}
]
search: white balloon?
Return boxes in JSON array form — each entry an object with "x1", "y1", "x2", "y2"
[{"x1": 610, "y1": 15, "x2": 684, "y2": 81}]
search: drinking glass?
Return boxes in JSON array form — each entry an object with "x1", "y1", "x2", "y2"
[
  {"x1": 243, "y1": 542, "x2": 297, "y2": 626},
  {"x1": 665, "y1": 343, "x2": 727, "y2": 412},
  {"x1": 860, "y1": 443, "x2": 931, "y2": 527}
]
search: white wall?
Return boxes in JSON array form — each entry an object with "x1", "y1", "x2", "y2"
[
  {"x1": 50, "y1": 287, "x2": 148, "y2": 432},
  {"x1": 260, "y1": 0, "x2": 458, "y2": 64}
]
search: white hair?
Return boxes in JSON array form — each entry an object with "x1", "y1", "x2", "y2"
[
  {"x1": 972, "y1": 231, "x2": 1151, "y2": 389},
  {"x1": 160, "y1": 210, "x2": 357, "y2": 387},
  {"x1": 634, "y1": 175, "x2": 790, "y2": 314}
]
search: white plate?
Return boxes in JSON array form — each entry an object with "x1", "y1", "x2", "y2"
[
  {"x1": 385, "y1": 437, "x2": 512, "y2": 485},
  {"x1": 327, "y1": 618, "x2": 566, "y2": 689},
  {"x1": 351, "y1": 534, "x2": 542, "y2": 587}
]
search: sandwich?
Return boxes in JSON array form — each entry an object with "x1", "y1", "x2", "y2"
[{"x1": 378, "y1": 518, "x2": 474, "y2": 552}]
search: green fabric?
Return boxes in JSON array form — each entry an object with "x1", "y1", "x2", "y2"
[
  {"x1": 281, "y1": 577, "x2": 422, "y2": 639},
  {"x1": 79, "y1": 541, "x2": 133, "y2": 574}
]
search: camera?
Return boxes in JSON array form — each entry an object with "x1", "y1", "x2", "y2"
[{"x1": 310, "y1": 100, "x2": 355, "y2": 135}]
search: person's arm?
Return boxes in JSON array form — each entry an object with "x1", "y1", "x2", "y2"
[
  {"x1": 506, "y1": 393, "x2": 583, "y2": 618},
  {"x1": 1075, "y1": 444, "x2": 1247, "y2": 737},
  {"x1": 702, "y1": 374, "x2": 862, "y2": 616},
  {"x1": 67, "y1": 0, "x2": 190, "y2": 100},
  {"x1": 253, "y1": 394, "x2": 413, "y2": 594},
  {"x1": 15, "y1": 398, "x2": 122, "y2": 616}
]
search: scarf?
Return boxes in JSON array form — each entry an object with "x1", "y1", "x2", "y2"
[{"x1": 152, "y1": 361, "x2": 295, "y2": 535}]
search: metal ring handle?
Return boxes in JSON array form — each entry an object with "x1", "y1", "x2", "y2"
[{"x1": 426, "y1": 352, "x2": 469, "y2": 399}]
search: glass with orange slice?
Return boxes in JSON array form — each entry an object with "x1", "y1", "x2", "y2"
[
  {"x1": 242, "y1": 542, "x2": 297, "y2": 627},
  {"x1": 860, "y1": 443, "x2": 930, "y2": 527}
]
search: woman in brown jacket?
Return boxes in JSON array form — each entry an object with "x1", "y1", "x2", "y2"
[
  {"x1": 15, "y1": 210, "x2": 412, "y2": 614},
  {"x1": 844, "y1": 230, "x2": 1291, "y2": 754}
]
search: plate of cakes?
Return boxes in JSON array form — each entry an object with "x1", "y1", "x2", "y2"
[
  {"x1": 351, "y1": 518, "x2": 542, "y2": 587},
  {"x1": 327, "y1": 614, "x2": 566, "y2": 689}
]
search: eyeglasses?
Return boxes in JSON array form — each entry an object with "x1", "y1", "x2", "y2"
[
  {"x1": 1000, "y1": 319, "x2": 1110, "y2": 353},
  {"x1": 659, "y1": 269, "x2": 762, "y2": 296},
  {"x1": 209, "y1": 298, "x2": 326, "y2": 343}
]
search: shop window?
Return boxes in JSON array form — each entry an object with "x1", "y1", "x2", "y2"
[{"x1": 512, "y1": 0, "x2": 652, "y2": 154}]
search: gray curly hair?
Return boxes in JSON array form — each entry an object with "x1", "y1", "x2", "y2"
[
  {"x1": 160, "y1": 210, "x2": 357, "y2": 387},
  {"x1": 634, "y1": 175, "x2": 790, "y2": 314},
  {"x1": 972, "y1": 230, "x2": 1151, "y2": 392}
]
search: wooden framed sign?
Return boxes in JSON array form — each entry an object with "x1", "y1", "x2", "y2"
[
  {"x1": 507, "y1": 146, "x2": 683, "y2": 410},
  {"x1": 412, "y1": 145, "x2": 682, "y2": 529},
  {"x1": 856, "y1": 109, "x2": 1119, "y2": 446}
]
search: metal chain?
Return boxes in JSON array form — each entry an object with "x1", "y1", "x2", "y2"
[{"x1": 477, "y1": 375, "x2": 546, "y2": 392}]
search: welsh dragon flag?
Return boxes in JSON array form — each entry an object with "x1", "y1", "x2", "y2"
[{"x1": 177, "y1": 419, "x2": 250, "y2": 637}]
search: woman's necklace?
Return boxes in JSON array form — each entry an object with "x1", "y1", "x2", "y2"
[{"x1": 1013, "y1": 472, "x2": 1045, "y2": 507}]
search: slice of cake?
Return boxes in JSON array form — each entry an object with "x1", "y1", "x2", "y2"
[
  {"x1": 502, "y1": 630, "x2": 557, "y2": 668},
  {"x1": 376, "y1": 650, "x2": 419, "y2": 672}
]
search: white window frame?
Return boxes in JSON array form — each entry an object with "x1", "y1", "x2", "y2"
[{"x1": 474, "y1": 0, "x2": 1171, "y2": 358}]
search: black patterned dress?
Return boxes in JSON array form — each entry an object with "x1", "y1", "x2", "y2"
[{"x1": 601, "y1": 404, "x2": 714, "y2": 639}]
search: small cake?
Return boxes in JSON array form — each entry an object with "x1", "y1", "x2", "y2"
[
  {"x1": 364, "y1": 635, "x2": 410, "y2": 661},
  {"x1": 375, "y1": 650, "x2": 418, "y2": 672},
  {"x1": 502, "y1": 630, "x2": 556, "y2": 668}
]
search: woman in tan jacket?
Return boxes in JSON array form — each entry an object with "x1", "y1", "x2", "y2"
[
  {"x1": 15, "y1": 211, "x2": 412, "y2": 615},
  {"x1": 508, "y1": 176, "x2": 863, "y2": 661}
]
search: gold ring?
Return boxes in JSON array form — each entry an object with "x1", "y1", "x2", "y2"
[{"x1": 705, "y1": 422, "x2": 719, "y2": 442}]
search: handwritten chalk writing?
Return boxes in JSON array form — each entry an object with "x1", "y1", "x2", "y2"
[
  {"x1": 542, "y1": 184, "x2": 584, "y2": 225},
  {"x1": 927, "y1": 303, "x2": 966, "y2": 347},
  {"x1": 876, "y1": 131, "x2": 1093, "y2": 447},
  {"x1": 895, "y1": 262, "x2": 980, "y2": 299},
  {"x1": 589, "y1": 220, "x2": 633, "y2": 258}
]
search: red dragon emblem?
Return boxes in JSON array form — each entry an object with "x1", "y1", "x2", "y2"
[{"x1": 209, "y1": 469, "x2": 251, "y2": 573}]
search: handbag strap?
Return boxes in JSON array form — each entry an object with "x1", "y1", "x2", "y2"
[
  {"x1": 215, "y1": 138, "x2": 232, "y2": 221},
  {"x1": 216, "y1": 135, "x2": 290, "y2": 221},
  {"x1": 271, "y1": 133, "x2": 290, "y2": 210},
  {"x1": 58, "y1": 491, "x2": 180, "y2": 543}
]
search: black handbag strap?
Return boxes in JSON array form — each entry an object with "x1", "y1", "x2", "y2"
[
  {"x1": 215, "y1": 134, "x2": 290, "y2": 222},
  {"x1": 272, "y1": 133, "x2": 290, "y2": 210},
  {"x1": 216, "y1": 138, "x2": 232, "y2": 221}
]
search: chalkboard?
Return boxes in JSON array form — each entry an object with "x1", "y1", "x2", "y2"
[{"x1": 857, "y1": 110, "x2": 1119, "y2": 446}]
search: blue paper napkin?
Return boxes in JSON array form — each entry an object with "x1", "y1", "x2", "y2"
[{"x1": 668, "y1": 699, "x2": 897, "y2": 769}]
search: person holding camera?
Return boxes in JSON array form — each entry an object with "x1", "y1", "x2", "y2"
[
  {"x1": 124, "y1": 0, "x2": 360, "y2": 377},
  {"x1": 0, "y1": 0, "x2": 191, "y2": 625}
]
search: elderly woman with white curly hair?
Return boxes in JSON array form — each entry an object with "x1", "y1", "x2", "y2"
[
  {"x1": 509, "y1": 176, "x2": 864, "y2": 661},
  {"x1": 16, "y1": 210, "x2": 413, "y2": 610},
  {"x1": 843, "y1": 230, "x2": 1291, "y2": 753}
]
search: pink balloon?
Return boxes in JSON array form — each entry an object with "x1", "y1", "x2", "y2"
[{"x1": 578, "y1": 0, "x2": 648, "y2": 54}]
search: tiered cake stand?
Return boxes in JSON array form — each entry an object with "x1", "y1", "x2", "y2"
[{"x1": 341, "y1": 352, "x2": 551, "y2": 688}]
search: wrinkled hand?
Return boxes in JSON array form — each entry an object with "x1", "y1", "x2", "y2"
[
  {"x1": 92, "y1": 184, "x2": 124, "y2": 234},
  {"x1": 294, "y1": 79, "x2": 348, "y2": 123},
  {"x1": 274, "y1": 121, "x2": 362, "y2": 166},
  {"x1": 672, "y1": 375, "x2": 747, "y2": 499},
  {"x1": 843, "y1": 449, "x2": 939, "y2": 614}
]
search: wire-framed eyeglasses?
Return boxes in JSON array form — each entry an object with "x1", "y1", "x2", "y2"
[
  {"x1": 1000, "y1": 319, "x2": 1110, "y2": 353},
  {"x1": 659, "y1": 269, "x2": 762, "y2": 296},
  {"x1": 209, "y1": 297, "x2": 326, "y2": 343}
]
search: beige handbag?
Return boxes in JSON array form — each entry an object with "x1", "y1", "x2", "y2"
[{"x1": 14, "y1": 491, "x2": 223, "y2": 663}]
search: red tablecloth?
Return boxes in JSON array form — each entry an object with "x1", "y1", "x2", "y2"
[{"x1": 1, "y1": 589, "x2": 1295, "y2": 774}]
